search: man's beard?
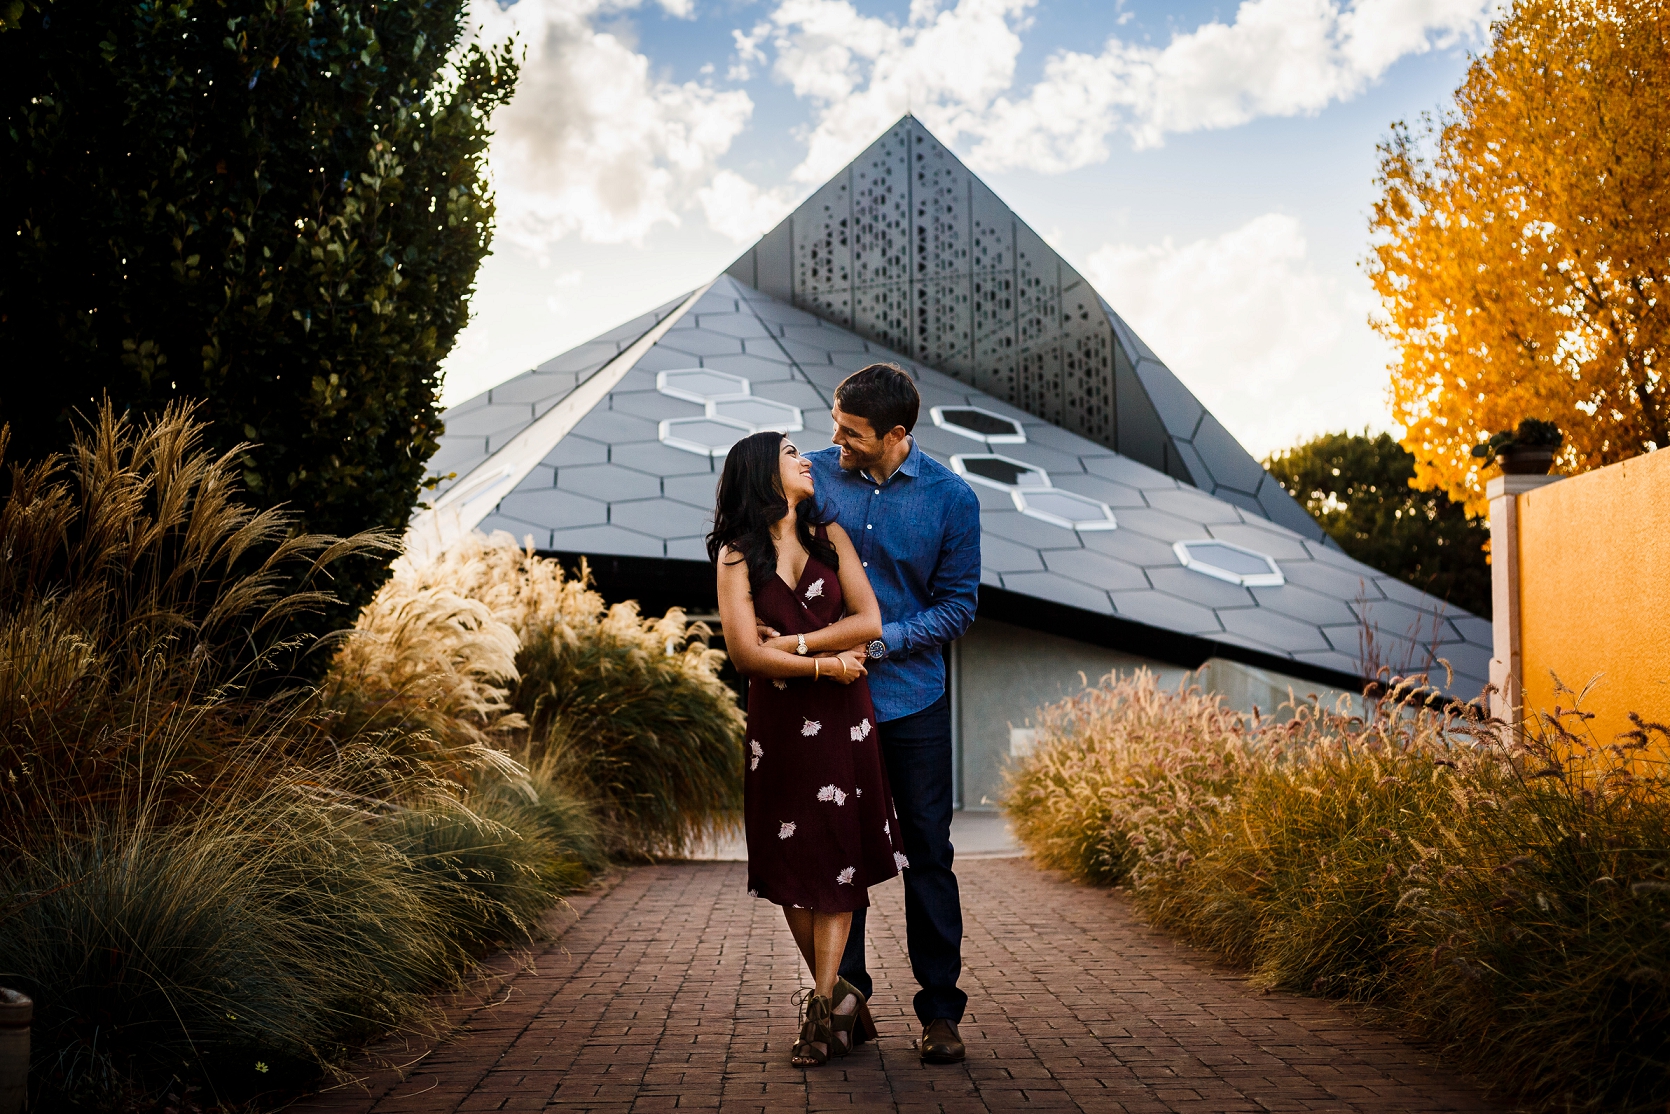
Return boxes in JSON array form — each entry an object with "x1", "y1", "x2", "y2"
[{"x1": 837, "y1": 443, "x2": 884, "y2": 473}]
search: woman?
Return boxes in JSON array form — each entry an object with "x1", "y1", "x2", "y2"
[{"x1": 708, "y1": 431, "x2": 906, "y2": 1067}]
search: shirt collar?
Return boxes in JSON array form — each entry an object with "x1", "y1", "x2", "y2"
[{"x1": 862, "y1": 436, "x2": 921, "y2": 485}]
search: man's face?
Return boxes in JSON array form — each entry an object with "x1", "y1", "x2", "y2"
[{"x1": 831, "y1": 405, "x2": 893, "y2": 472}]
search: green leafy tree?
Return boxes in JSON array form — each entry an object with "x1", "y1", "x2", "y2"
[
  {"x1": 0, "y1": 0, "x2": 516, "y2": 651},
  {"x1": 1266, "y1": 431, "x2": 1491, "y2": 618}
]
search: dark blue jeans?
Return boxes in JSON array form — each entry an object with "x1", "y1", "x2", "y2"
[{"x1": 838, "y1": 691, "x2": 966, "y2": 1026}]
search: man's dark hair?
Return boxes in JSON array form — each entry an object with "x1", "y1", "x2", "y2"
[{"x1": 834, "y1": 363, "x2": 921, "y2": 437}]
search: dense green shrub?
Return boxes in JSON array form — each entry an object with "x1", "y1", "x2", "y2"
[
  {"x1": 1005, "y1": 671, "x2": 1670, "y2": 1112},
  {"x1": 0, "y1": 0, "x2": 517, "y2": 653},
  {"x1": 1265, "y1": 431, "x2": 1490, "y2": 617}
]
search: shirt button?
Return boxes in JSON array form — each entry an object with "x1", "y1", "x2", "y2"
[
  {"x1": 866, "y1": 524, "x2": 872, "y2": 529},
  {"x1": 873, "y1": 489, "x2": 880, "y2": 494},
  {"x1": 862, "y1": 561, "x2": 868, "y2": 567}
]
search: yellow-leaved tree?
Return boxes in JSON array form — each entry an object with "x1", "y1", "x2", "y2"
[{"x1": 1368, "y1": 0, "x2": 1670, "y2": 516}]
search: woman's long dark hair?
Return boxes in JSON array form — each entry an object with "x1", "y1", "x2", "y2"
[{"x1": 706, "y1": 431, "x2": 838, "y2": 595}]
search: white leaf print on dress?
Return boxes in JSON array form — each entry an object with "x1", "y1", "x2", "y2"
[
  {"x1": 778, "y1": 821, "x2": 796, "y2": 840},
  {"x1": 804, "y1": 578, "x2": 824, "y2": 601},
  {"x1": 854, "y1": 718, "x2": 871, "y2": 739},
  {"x1": 749, "y1": 739, "x2": 762, "y2": 771},
  {"x1": 894, "y1": 851, "x2": 910, "y2": 872},
  {"x1": 749, "y1": 888, "x2": 759, "y2": 898},
  {"x1": 773, "y1": 679, "x2": 787, "y2": 691},
  {"x1": 836, "y1": 866, "x2": 855, "y2": 885},
  {"x1": 816, "y1": 784, "x2": 848, "y2": 806},
  {"x1": 855, "y1": 787, "x2": 862, "y2": 797},
  {"x1": 883, "y1": 820, "x2": 890, "y2": 838},
  {"x1": 801, "y1": 718, "x2": 821, "y2": 737}
]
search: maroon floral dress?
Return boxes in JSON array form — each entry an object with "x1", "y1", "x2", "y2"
[{"x1": 744, "y1": 536, "x2": 906, "y2": 912}]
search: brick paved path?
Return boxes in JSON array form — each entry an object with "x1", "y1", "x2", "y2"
[{"x1": 294, "y1": 859, "x2": 1503, "y2": 1114}]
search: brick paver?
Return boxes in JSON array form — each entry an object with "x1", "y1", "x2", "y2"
[{"x1": 293, "y1": 859, "x2": 1503, "y2": 1114}]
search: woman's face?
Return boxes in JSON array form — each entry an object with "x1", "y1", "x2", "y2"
[{"x1": 778, "y1": 438, "x2": 815, "y2": 503}]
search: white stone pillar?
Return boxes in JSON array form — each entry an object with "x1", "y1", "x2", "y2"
[{"x1": 1487, "y1": 473, "x2": 1561, "y2": 726}]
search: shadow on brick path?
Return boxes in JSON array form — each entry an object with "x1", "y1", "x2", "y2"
[{"x1": 290, "y1": 859, "x2": 1507, "y2": 1114}]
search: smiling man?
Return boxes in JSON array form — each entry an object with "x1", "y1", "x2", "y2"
[{"x1": 803, "y1": 362, "x2": 981, "y2": 1063}]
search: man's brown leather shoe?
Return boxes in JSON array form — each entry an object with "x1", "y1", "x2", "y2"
[{"x1": 919, "y1": 1018, "x2": 965, "y2": 1063}]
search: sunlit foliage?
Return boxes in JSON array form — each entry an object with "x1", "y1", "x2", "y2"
[{"x1": 1368, "y1": 0, "x2": 1670, "y2": 515}]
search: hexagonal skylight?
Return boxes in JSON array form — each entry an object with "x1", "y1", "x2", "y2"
[
  {"x1": 950, "y1": 454, "x2": 1050, "y2": 490},
  {"x1": 1174, "y1": 539, "x2": 1284, "y2": 587},
  {"x1": 931, "y1": 406, "x2": 1026, "y2": 444},
  {"x1": 657, "y1": 368, "x2": 749, "y2": 403},
  {"x1": 709, "y1": 396, "x2": 803, "y2": 433},
  {"x1": 659, "y1": 416, "x2": 752, "y2": 457},
  {"x1": 1013, "y1": 489, "x2": 1118, "y2": 531}
]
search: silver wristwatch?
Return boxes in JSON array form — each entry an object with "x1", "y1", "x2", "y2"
[
  {"x1": 866, "y1": 638, "x2": 887, "y2": 660},
  {"x1": 797, "y1": 634, "x2": 808, "y2": 655}
]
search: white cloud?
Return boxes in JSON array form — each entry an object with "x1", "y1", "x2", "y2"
[
  {"x1": 751, "y1": 0, "x2": 1493, "y2": 180},
  {"x1": 696, "y1": 170, "x2": 797, "y2": 242},
  {"x1": 975, "y1": 0, "x2": 1495, "y2": 167},
  {"x1": 1081, "y1": 214, "x2": 1395, "y2": 456},
  {"x1": 764, "y1": 0, "x2": 1036, "y2": 183},
  {"x1": 729, "y1": 21, "x2": 771, "y2": 81},
  {"x1": 471, "y1": 0, "x2": 753, "y2": 252}
]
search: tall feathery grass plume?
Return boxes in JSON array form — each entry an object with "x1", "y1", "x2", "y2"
[
  {"x1": 0, "y1": 402, "x2": 398, "y2": 827},
  {"x1": 341, "y1": 532, "x2": 745, "y2": 859},
  {"x1": 1002, "y1": 670, "x2": 1259, "y2": 887},
  {"x1": 1003, "y1": 667, "x2": 1670, "y2": 1111},
  {"x1": 0, "y1": 407, "x2": 583, "y2": 1110}
]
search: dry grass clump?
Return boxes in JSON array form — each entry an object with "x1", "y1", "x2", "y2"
[
  {"x1": 354, "y1": 532, "x2": 745, "y2": 859},
  {"x1": 1004, "y1": 669, "x2": 1670, "y2": 1112},
  {"x1": 0, "y1": 408, "x2": 596, "y2": 1111},
  {"x1": 1004, "y1": 673, "x2": 1255, "y2": 886},
  {"x1": 0, "y1": 404, "x2": 397, "y2": 830}
]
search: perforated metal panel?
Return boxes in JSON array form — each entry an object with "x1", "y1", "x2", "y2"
[
  {"x1": 772, "y1": 119, "x2": 1118, "y2": 449},
  {"x1": 725, "y1": 115, "x2": 1328, "y2": 544}
]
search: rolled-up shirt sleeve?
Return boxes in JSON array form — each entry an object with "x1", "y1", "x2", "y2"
[{"x1": 880, "y1": 484, "x2": 981, "y2": 658}]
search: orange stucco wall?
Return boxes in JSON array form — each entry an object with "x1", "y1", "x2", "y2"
[{"x1": 1517, "y1": 449, "x2": 1670, "y2": 748}]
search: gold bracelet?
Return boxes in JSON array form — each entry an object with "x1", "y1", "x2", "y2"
[
  {"x1": 839, "y1": 656, "x2": 848, "y2": 677},
  {"x1": 814, "y1": 658, "x2": 821, "y2": 681}
]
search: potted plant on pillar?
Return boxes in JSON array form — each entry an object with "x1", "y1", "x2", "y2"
[
  {"x1": 1472, "y1": 418, "x2": 1563, "y2": 475},
  {"x1": 0, "y1": 987, "x2": 29, "y2": 1114}
]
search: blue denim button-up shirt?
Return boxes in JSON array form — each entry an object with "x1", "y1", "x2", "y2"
[{"x1": 807, "y1": 440, "x2": 981, "y2": 721}]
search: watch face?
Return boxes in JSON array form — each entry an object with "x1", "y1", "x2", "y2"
[{"x1": 867, "y1": 639, "x2": 886, "y2": 660}]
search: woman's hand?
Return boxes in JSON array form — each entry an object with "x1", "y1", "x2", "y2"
[{"x1": 820, "y1": 648, "x2": 868, "y2": 685}]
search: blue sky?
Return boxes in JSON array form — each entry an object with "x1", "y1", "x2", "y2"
[{"x1": 445, "y1": 0, "x2": 1499, "y2": 458}]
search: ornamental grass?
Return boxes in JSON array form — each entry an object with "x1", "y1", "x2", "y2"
[
  {"x1": 0, "y1": 406, "x2": 742, "y2": 1111},
  {"x1": 367, "y1": 532, "x2": 745, "y2": 859},
  {"x1": 1004, "y1": 669, "x2": 1670, "y2": 1112}
]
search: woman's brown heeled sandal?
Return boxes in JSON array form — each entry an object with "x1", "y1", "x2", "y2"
[
  {"x1": 829, "y1": 977, "x2": 877, "y2": 1055},
  {"x1": 791, "y1": 992, "x2": 833, "y2": 1067}
]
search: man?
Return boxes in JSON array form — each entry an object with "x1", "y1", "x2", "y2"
[{"x1": 804, "y1": 362, "x2": 981, "y2": 1063}]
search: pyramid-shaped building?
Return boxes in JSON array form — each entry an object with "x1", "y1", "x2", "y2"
[{"x1": 415, "y1": 117, "x2": 1488, "y2": 809}]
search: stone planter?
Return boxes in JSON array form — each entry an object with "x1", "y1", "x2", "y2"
[
  {"x1": 1500, "y1": 446, "x2": 1557, "y2": 475},
  {"x1": 0, "y1": 988, "x2": 29, "y2": 1114}
]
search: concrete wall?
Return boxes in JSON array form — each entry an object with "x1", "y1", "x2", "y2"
[
  {"x1": 1515, "y1": 449, "x2": 1670, "y2": 749},
  {"x1": 953, "y1": 617, "x2": 1360, "y2": 811},
  {"x1": 954, "y1": 618, "x2": 1177, "y2": 810}
]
